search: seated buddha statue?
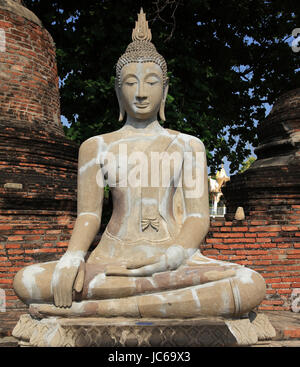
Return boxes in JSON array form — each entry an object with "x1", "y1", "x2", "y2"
[{"x1": 13, "y1": 9, "x2": 266, "y2": 319}]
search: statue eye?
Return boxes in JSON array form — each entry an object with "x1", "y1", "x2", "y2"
[
  {"x1": 125, "y1": 81, "x2": 137, "y2": 86},
  {"x1": 147, "y1": 81, "x2": 158, "y2": 86}
]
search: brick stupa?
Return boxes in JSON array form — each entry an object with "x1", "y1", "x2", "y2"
[
  {"x1": 0, "y1": 0, "x2": 78, "y2": 311},
  {"x1": 223, "y1": 88, "x2": 300, "y2": 222}
]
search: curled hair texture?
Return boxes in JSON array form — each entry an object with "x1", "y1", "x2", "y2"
[{"x1": 116, "y1": 40, "x2": 168, "y2": 87}]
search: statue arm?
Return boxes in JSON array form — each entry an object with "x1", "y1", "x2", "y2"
[
  {"x1": 135, "y1": 138, "x2": 210, "y2": 273},
  {"x1": 66, "y1": 137, "x2": 104, "y2": 256},
  {"x1": 52, "y1": 137, "x2": 104, "y2": 307},
  {"x1": 174, "y1": 137, "x2": 210, "y2": 251}
]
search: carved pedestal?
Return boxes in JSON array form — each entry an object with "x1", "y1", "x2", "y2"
[{"x1": 12, "y1": 313, "x2": 276, "y2": 347}]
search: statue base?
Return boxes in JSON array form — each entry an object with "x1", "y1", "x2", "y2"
[{"x1": 12, "y1": 312, "x2": 276, "y2": 347}]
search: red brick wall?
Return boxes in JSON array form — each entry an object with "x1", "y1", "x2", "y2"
[
  {"x1": 0, "y1": 7, "x2": 63, "y2": 136},
  {"x1": 0, "y1": 212, "x2": 76, "y2": 309},
  {"x1": 202, "y1": 215, "x2": 300, "y2": 311}
]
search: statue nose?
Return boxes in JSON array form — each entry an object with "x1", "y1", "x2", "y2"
[
  {"x1": 136, "y1": 96, "x2": 147, "y2": 103},
  {"x1": 136, "y1": 82, "x2": 147, "y2": 99}
]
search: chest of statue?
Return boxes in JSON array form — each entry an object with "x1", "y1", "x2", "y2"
[
  {"x1": 101, "y1": 132, "x2": 184, "y2": 244},
  {"x1": 101, "y1": 133, "x2": 184, "y2": 189}
]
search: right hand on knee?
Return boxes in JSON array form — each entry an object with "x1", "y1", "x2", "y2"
[{"x1": 51, "y1": 251, "x2": 85, "y2": 308}]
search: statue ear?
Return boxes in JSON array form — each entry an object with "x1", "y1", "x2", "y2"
[
  {"x1": 115, "y1": 79, "x2": 125, "y2": 122},
  {"x1": 159, "y1": 78, "x2": 169, "y2": 122}
]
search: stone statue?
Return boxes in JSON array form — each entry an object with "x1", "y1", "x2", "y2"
[
  {"x1": 13, "y1": 9, "x2": 266, "y2": 319},
  {"x1": 209, "y1": 164, "x2": 230, "y2": 216}
]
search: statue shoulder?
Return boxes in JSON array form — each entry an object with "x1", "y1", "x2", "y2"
[
  {"x1": 167, "y1": 130, "x2": 206, "y2": 153},
  {"x1": 79, "y1": 131, "x2": 118, "y2": 155}
]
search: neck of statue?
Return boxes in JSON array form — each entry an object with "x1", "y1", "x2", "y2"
[{"x1": 123, "y1": 115, "x2": 163, "y2": 132}]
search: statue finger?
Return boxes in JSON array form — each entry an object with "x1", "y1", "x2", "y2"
[
  {"x1": 53, "y1": 279, "x2": 62, "y2": 307},
  {"x1": 126, "y1": 256, "x2": 158, "y2": 269},
  {"x1": 55, "y1": 287, "x2": 61, "y2": 308},
  {"x1": 106, "y1": 265, "x2": 132, "y2": 276},
  {"x1": 61, "y1": 275, "x2": 70, "y2": 307},
  {"x1": 129, "y1": 261, "x2": 165, "y2": 276},
  {"x1": 66, "y1": 280, "x2": 73, "y2": 307},
  {"x1": 57, "y1": 276, "x2": 65, "y2": 307}
]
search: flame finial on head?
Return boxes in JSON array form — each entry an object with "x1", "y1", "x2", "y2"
[{"x1": 132, "y1": 8, "x2": 152, "y2": 42}]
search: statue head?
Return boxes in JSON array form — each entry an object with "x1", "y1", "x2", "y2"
[{"x1": 115, "y1": 9, "x2": 169, "y2": 122}]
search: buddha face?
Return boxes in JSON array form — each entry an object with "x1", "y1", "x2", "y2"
[{"x1": 118, "y1": 62, "x2": 166, "y2": 121}]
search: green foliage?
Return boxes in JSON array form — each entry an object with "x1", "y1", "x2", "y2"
[
  {"x1": 24, "y1": 0, "x2": 299, "y2": 173},
  {"x1": 239, "y1": 156, "x2": 256, "y2": 173}
]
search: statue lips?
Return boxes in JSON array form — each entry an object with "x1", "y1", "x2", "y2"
[{"x1": 134, "y1": 102, "x2": 149, "y2": 109}]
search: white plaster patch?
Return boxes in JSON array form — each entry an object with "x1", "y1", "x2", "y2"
[
  {"x1": 165, "y1": 245, "x2": 185, "y2": 269},
  {"x1": 235, "y1": 267, "x2": 254, "y2": 284},
  {"x1": 79, "y1": 157, "x2": 97, "y2": 175},
  {"x1": 147, "y1": 276, "x2": 157, "y2": 288},
  {"x1": 109, "y1": 243, "x2": 116, "y2": 258},
  {"x1": 87, "y1": 273, "x2": 106, "y2": 298},
  {"x1": 78, "y1": 212, "x2": 100, "y2": 220},
  {"x1": 44, "y1": 323, "x2": 60, "y2": 346},
  {"x1": 186, "y1": 248, "x2": 198, "y2": 258},
  {"x1": 192, "y1": 278, "x2": 229, "y2": 290},
  {"x1": 0, "y1": 29, "x2": 6, "y2": 52},
  {"x1": 191, "y1": 288, "x2": 201, "y2": 308},
  {"x1": 93, "y1": 136, "x2": 108, "y2": 166},
  {"x1": 56, "y1": 251, "x2": 86, "y2": 270},
  {"x1": 155, "y1": 294, "x2": 167, "y2": 315},
  {"x1": 156, "y1": 294, "x2": 167, "y2": 302},
  {"x1": 186, "y1": 213, "x2": 203, "y2": 219},
  {"x1": 69, "y1": 301, "x2": 88, "y2": 312},
  {"x1": 51, "y1": 251, "x2": 86, "y2": 290},
  {"x1": 39, "y1": 317, "x2": 58, "y2": 324},
  {"x1": 200, "y1": 256, "x2": 236, "y2": 267},
  {"x1": 142, "y1": 198, "x2": 158, "y2": 206},
  {"x1": 22, "y1": 265, "x2": 45, "y2": 300}
]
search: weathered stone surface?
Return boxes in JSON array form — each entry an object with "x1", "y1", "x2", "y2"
[
  {"x1": 234, "y1": 207, "x2": 245, "y2": 221},
  {"x1": 11, "y1": 8, "x2": 265, "y2": 326},
  {"x1": 291, "y1": 289, "x2": 300, "y2": 313},
  {"x1": 250, "y1": 313, "x2": 276, "y2": 340},
  {"x1": 12, "y1": 313, "x2": 275, "y2": 347}
]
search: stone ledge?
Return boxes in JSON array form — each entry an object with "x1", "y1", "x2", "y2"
[{"x1": 12, "y1": 313, "x2": 276, "y2": 347}]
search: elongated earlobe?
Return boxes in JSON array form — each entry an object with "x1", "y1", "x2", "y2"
[
  {"x1": 115, "y1": 80, "x2": 125, "y2": 122},
  {"x1": 118, "y1": 106, "x2": 125, "y2": 122},
  {"x1": 159, "y1": 80, "x2": 169, "y2": 122},
  {"x1": 159, "y1": 101, "x2": 166, "y2": 121}
]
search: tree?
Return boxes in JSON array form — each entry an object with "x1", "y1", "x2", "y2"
[
  {"x1": 23, "y1": 0, "x2": 300, "y2": 173},
  {"x1": 239, "y1": 156, "x2": 256, "y2": 173}
]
